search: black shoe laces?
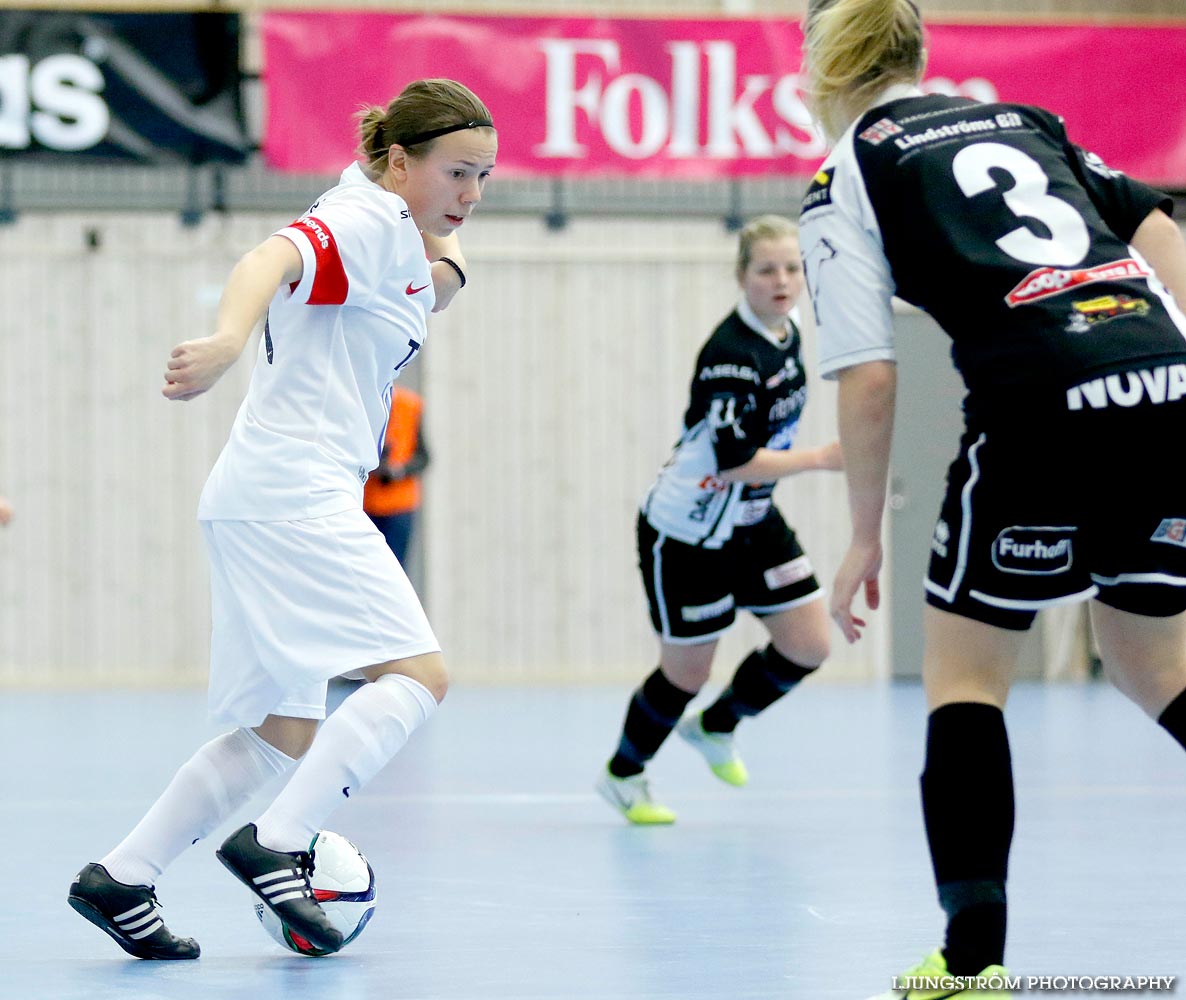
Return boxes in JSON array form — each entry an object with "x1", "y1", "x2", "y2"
[{"x1": 295, "y1": 851, "x2": 316, "y2": 900}]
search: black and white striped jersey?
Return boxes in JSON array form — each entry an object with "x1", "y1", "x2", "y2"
[
  {"x1": 641, "y1": 300, "x2": 808, "y2": 549},
  {"x1": 800, "y1": 84, "x2": 1186, "y2": 420}
]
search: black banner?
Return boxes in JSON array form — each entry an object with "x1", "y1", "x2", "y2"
[{"x1": 0, "y1": 12, "x2": 248, "y2": 163}]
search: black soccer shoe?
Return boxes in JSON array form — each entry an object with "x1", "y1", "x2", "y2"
[
  {"x1": 67, "y1": 863, "x2": 200, "y2": 960},
  {"x1": 216, "y1": 823, "x2": 343, "y2": 954}
]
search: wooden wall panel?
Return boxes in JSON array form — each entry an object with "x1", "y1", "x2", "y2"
[
  {"x1": 0, "y1": 212, "x2": 888, "y2": 688},
  {"x1": 0, "y1": 213, "x2": 272, "y2": 687},
  {"x1": 421, "y1": 217, "x2": 888, "y2": 685}
]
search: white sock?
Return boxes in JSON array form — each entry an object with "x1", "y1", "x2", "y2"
[
  {"x1": 253, "y1": 674, "x2": 438, "y2": 852},
  {"x1": 101, "y1": 728, "x2": 294, "y2": 887}
]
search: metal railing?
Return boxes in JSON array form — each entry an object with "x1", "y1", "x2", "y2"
[{"x1": 0, "y1": 158, "x2": 814, "y2": 228}]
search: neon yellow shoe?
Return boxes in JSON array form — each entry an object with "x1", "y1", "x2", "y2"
[
  {"x1": 675, "y1": 714, "x2": 749, "y2": 786},
  {"x1": 594, "y1": 767, "x2": 676, "y2": 825},
  {"x1": 867, "y1": 950, "x2": 1013, "y2": 999}
]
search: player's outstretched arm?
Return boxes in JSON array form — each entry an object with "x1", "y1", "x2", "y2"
[
  {"x1": 163, "y1": 235, "x2": 303, "y2": 401},
  {"x1": 0, "y1": 495, "x2": 12, "y2": 526},
  {"x1": 717, "y1": 441, "x2": 843, "y2": 482}
]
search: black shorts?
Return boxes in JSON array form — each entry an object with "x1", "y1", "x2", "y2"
[
  {"x1": 925, "y1": 392, "x2": 1186, "y2": 630},
  {"x1": 637, "y1": 509, "x2": 823, "y2": 644}
]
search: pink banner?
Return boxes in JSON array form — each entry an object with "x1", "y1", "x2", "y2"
[{"x1": 262, "y1": 14, "x2": 1186, "y2": 185}]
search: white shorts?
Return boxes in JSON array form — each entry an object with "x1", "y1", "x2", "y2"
[{"x1": 201, "y1": 508, "x2": 440, "y2": 727}]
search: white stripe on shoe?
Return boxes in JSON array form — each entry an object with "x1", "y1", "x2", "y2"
[
  {"x1": 252, "y1": 868, "x2": 311, "y2": 905},
  {"x1": 113, "y1": 901, "x2": 164, "y2": 939}
]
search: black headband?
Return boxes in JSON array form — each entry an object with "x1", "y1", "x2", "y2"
[{"x1": 397, "y1": 119, "x2": 493, "y2": 148}]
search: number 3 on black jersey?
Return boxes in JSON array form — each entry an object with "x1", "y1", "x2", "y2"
[{"x1": 952, "y1": 143, "x2": 1090, "y2": 267}]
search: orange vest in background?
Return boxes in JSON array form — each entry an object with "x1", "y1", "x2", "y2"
[{"x1": 364, "y1": 388, "x2": 423, "y2": 516}]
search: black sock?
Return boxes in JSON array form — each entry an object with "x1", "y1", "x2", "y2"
[
  {"x1": 920, "y1": 702, "x2": 1013, "y2": 975},
  {"x1": 944, "y1": 900, "x2": 1007, "y2": 976},
  {"x1": 1158, "y1": 687, "x2": 1186, "y2": 753},
  {"x1": 608, "y1": 668, "x2": 696, "y2": 778},
  {"x1": 700, "y1": 645, "x2": 816, "y2": 734}
]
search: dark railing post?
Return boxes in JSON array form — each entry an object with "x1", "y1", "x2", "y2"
[
  {"x1": 544, "y1": 177, "x2": 568, "y2": 231},
  {"x1": 0, "y1": 164, "x2": 17, "y2": 226},
  {"x1": 723, "y1": 178, "x2": 743, "y2": 232},
  {"x1": 180, "y1": 165, "x2": 203, "y2": 227}
]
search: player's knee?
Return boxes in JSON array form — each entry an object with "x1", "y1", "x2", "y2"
[
  {"x1": 420, "y1": 659, "x2": 449, "y2": 704},
  {"x1": 664, "y1": 661, "x2": 711, "y2": 692},
  {"x1": 773, "y1": 635, "x2": 830, "y2": 678},
  {"x1": 769, "y1": 637, "x2": 828, "y2": 675},
  {"x1": 285, "y1": 727, "x2": 318, "y2": 759},
  {"x1": 253, "y1": 717, "x2": 318, "y2": 759},
  {"x1": 367, "y1": 653, "x2": 449, "y2": 704}
]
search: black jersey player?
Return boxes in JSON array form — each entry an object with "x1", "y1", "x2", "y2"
[
  {"x1": 799, "y1": 1, "x2": 1186, "y2": 995},
  {"x1": 596, "y1": 215, "x2": 843, "y2": 824}
]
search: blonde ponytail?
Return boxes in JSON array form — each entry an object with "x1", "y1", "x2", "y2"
[{"x1": 804, "y1": 0, "x2": 925, "y2": 142}]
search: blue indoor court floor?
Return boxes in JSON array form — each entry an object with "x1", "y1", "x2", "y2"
[{"x1": 2, "y1": 681, "x2": 1183, "y2": 999}]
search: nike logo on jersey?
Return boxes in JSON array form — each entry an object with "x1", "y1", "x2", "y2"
[{"x1": 406, "y1": 281, "x2": 430, "y2": 295}]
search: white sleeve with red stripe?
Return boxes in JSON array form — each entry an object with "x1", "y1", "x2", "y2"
[{"x1": 275, "y1": 196, "x2": 393, "y2": 308}]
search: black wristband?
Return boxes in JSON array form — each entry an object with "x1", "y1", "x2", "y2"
[{"x1": 437, "y1": 256, "x2": 466, "y2": 289}]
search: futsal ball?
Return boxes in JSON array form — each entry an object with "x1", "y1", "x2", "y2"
[{"x1": 254, "y1": 829, "x2": 377, "y2": 956}]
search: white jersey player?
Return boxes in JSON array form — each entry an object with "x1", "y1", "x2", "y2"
[{"x1": 69, "y1": 79, "x2": 496, "y2": 959}]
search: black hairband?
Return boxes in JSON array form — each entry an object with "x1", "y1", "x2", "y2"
[{"x1": 397, "y1": 119, "x2": 493, "y2": 148}]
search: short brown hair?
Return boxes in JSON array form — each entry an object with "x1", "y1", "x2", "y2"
[{"x1": 356, "y1": 79, "x2": 494, "y2": 171}]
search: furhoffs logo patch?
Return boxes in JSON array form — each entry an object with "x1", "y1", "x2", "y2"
[{"x1": 991, "y1": 526, "x2": 1075, "y2": 575}]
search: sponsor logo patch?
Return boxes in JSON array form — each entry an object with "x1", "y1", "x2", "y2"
[
  {"x1": 891, "y1": 115, "x2": 1005, "y2": 151},
  {"x1": 991, "y1": 527, "x2": 1075, "y2": 575},
  {"x1": 801, "y1": 168, "x2": 834, "y2": 212},
  {"x1": 707, "y1": 394, "x2": 748, "y2": 441},
  {"x1": 1066, "y1": 294, "x2": 1149, "y2": 334},
  {"x1": 931, "y1": 520, "x2": 950, "y2": 558},
  {"x1": 736, "y1": 498, "x2": 773, "y2": 526},
  {"x1": 290, "y1": 214, "x2": 349, "y2": 305},
  {"x1": 765, "y1": 356, "x2": 800, "y2": 389},
  {"x1": 1006, "y1": 258, "x2": 1150, "y2": 307},
  {"x1": 858, "y1": 118, "x2": 902, "y2": 145},
  {"x1": 764, "y1": 555, "x2": 813, "y2": 590},
  {"x1": 700, "y1": 363, "x2": 758, "y2": 383},
  {"x1": 1066, "y1": 363, "x2": 1186, "y2": 410},
  {"x1": 681, "y1": 595, "x2": 735, "y2": 623},
  {"x1": 1083, "y1": 150, "x2": 1124, "y2": 179},
  {"x1": 1151, "y1": 518, "x2": 1186, "y2": 548}
]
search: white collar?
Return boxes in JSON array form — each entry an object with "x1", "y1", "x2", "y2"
[
  {"x1": 340, "y1": 161, "x2": 369, "y2": 186},
  {"x1": 737, "y1": 297, "x2": 798, "y2": 347}
]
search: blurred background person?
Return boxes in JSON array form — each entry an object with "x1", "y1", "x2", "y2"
[
  {"x1": 596, "y1": 215, "x2": 843, "y2": 825},
  {"x1": 364, "y1": 386, "x2": 430, "y2": 566}
]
